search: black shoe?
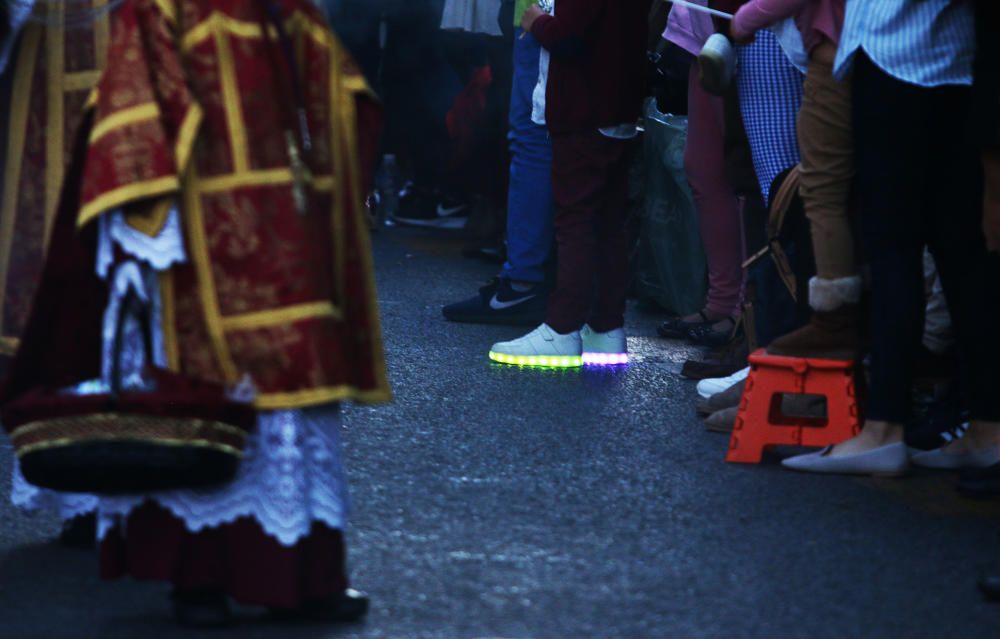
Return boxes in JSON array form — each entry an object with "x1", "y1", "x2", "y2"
[
  {"x1": 269, "y1": 589, "x2": 370, "y2": 624},
  {"x1": 171, "y1": 588, "x2": 232, "y2": 629},
  {"x1": 443, "y1": 278, "x2": 546, "y2": 326},
  {"x1": 979, "y1": 576, "x2": 1000, "y2": 602},
  {"x1": 657, "y1": 310, "x2": 710, "y2": 339},
  {"x1": 688, "y1": 317, "x2": 740, "y2": 349},
  {"x1": 958, "y1": 462, "x2": 1000, "y2": 499},
  {"x1": 394, "y1": 183, "x2": 468, "y2": 230}
]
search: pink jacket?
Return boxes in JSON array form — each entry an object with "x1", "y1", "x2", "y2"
[{"x1": 732, "y1": 0, "x2": 844, "y2": 54}]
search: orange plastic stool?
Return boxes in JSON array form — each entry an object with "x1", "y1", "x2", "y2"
[{"x1": 726, "y1": 349, "x2": 862, "y2": 464}]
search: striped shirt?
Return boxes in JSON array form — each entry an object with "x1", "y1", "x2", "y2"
[{"x1": 834, "y1": 0, "x2": 975, "y2": 87}]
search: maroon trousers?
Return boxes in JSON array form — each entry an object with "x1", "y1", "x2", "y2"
[
  {"x1": 100, "y1": 502, "x2": 349, "y2": 610},
  {"x1": 546, "y1": 130, "x2": 634, "y2": 334}
]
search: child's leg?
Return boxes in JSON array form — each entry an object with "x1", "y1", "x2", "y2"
[
  {"x1": 797, "y1": 57, "x2": 856, "y2": 284},
  {"x1": 684, "y1": 61, "x2": 743, "y2": 320},
  {"x1": 546, "y1": 131, "x2": 630, "y2": 334},
  {"x1": 588, "y1": 140, "x2": 635, "y2": 333}
]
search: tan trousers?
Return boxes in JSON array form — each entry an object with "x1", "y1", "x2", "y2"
[{"x1": 796, "y1": 53, "x2": 856, "y2": 279}]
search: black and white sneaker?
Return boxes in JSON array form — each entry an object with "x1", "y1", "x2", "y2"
[
  {"x1": 442, "y1": 277, "x2": 547, "y2": 326},
  {"x1": 394, "y1": 183, "x2": 469, "y2": 230}
]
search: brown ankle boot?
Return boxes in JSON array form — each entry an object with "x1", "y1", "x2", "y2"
[{"x1": 766, "y1": 276, "x2": 862, "y2": 361}]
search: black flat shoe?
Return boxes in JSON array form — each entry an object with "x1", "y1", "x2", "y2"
[
  {"x1": 269, "y1": 588, "x2": 370, "y2": 624},
  {"x1": 978, "y1": 575, "x2": 1000, "y2": 602},
  {"x1": 171, "y1": 588, "x2": 232, "y2": 629},
  {"x1": 688, "y1": 316, "x2": 739, "y2": 349},
  {"x1": 657, "y1": 310, "x2": 709, "y2": 339}
]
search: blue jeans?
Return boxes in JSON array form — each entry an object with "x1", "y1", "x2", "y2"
[{"x1": 500, "y1": 29, "x2": 554, "y2": 284}]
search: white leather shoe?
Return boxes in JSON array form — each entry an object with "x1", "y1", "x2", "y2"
[
  {"x1": 910, "y1": 445, "x2": 1000, "y2": 470},
  {"x1": 696, "y1": 366, "x2": 749, "y2": 399},
  {"x1": 580, "y1": 325, "x2": 628, "y2": 365},
  {"x1": 781, "y1": 442, "x2": 910, "y2": 477},
  {"x1": 489, "y1": 323, "x2": 582, "y2": 367}
]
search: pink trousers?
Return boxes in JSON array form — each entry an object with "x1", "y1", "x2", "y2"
[{"x1": 683, "y1": 62, "x2": 743, "y2": 318}]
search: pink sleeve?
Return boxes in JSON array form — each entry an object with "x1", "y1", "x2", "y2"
[{"x1": 732, "y1": 0, "x2": 809, "y2": 41}]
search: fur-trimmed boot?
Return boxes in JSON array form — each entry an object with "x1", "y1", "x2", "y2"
[{"x1": 767, "y1": 276, "x2": 862, "y2": 361}]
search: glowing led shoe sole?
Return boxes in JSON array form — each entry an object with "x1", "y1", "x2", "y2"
[
  {"x1": 489, "y1": 324, "x2": 583, "y2": 368},
  {"x1": 581, "y1": 325, "x2": 628, "y2": 366}
]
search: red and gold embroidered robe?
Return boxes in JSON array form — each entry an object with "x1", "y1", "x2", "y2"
[{"x1": 67, "y1": 0, "x2": 389, "y2": 408}]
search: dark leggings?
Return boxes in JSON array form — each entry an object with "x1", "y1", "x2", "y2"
[{"x1": 853, "y1": 53, "x2": 1000, "y2": 425}]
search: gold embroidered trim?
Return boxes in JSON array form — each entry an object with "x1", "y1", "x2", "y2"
[
  {"x1": 89, "y1": 102, "x2": 161, "y2": 144},
  {"x1": 17, "y1": 438, "x2": 243, "y2": 458},
  {"x1": 181, "y1": 12, "x2": 332, "y2": 54},
  {"x1": 214, "y1": 29, "x2": 249, "y2": 173},
  {"x1": 197, "y1": 169, "x2": 335, "y2": 194},
  {"x1": 184, "y1": 168, "x2": 240, "y2": 382},
  {"x1": 78, "y1": 175, "x2": 180, "y2": 227},
  {"x1": 64, "y1": 70, "x2": 103, "y2": 92},
  {"x1": 44, "y1": 0, "x2": 67, "y2": 243},
  {"x1": 254, "y1": 385, "x2": 393, "y2": 410},
  {"x1": 220, "y1": 301, "x2": 342, "y2": 332},
  {"x1": 0, "y1": 336, "x2": 21, "y2": 356},
  {"x1": 175, "y1": 103, "x2": 203, "y2": 174},
  {"x1": 125, "y1": 197, "x2": 173, "y2": 237},
  {"x1": 153, "y1": 0, "x2": 177, "y2": 25},
  {"x1": 0, "y1": 25, "x2": 42, "y2": 342},
  {"x1": 160, "y1": 270, "x2": 180, "y2": 371}
]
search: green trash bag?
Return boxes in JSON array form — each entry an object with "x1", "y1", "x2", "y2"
[{"x1": 631, "y1": 99, "x2": 707, "y2": 315}]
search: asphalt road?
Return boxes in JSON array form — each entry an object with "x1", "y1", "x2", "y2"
[{"x1": 2, "y1": 227, "x2": 1000, "y2": 639}]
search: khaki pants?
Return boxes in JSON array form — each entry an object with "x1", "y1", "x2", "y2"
[{"x1": 797, "y1": 56, "x2": 856, "y2": 279}]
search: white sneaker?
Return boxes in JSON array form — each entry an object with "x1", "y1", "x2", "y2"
[
  {"x1": 580, "y1": 325, "x2": 628, "y2": 365},
  {"x1": 489, "y1": 323, "x2": 583, "y2": 368},
  {"x1": 696, "y1": 366, "x2": 749, "y2": 399},
  {"x1": 697, "y1": 33, "x2": 737, "y2": 96}
]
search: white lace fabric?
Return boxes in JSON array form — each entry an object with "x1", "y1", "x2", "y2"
[{"x1": 10, "y1": 458, "x2": 100, "y2": 520}]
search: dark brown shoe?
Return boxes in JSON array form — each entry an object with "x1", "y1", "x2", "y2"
[
  {"x1": 766, "y1": 304, "x2": 860, "y2": 361},
  {"x1": 695, "y1": 380, "x2": 745, "y2": 415}
]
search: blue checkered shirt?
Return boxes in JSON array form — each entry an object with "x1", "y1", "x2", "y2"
[{"x1": 834, "y1": 0, "x2": 975, "y2": 87}]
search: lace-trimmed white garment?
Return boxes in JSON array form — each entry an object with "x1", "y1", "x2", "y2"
[
  {"x1": 92, "y1": 203, "x2": 350, "y2": 546},
  {"x1": 10, "y1": 458, "x2": 99, "y2": 520}
]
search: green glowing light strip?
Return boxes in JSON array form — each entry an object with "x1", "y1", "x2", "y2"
[{"x1": 489, "y1": 351, "x2": 583, "y2": 368}]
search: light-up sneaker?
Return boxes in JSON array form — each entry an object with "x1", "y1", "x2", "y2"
[
  {"x1": 580, "y1": 325, "x2": 628, "y2": 365},
  {"x1": 489, "y1": 323, "x2": 582, "y2": 368}
]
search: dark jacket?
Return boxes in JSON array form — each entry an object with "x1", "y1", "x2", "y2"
[
  {"x1": 530, "y1": 0, "x2": 652, "y2": 135},
  {"x1": 972, "y1": 0, "x2": 1000, "y2": 149}
]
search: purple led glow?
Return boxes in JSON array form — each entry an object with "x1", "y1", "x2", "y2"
[{"x1": 582, "y1": 352, "x2": 629, "y2": 366}]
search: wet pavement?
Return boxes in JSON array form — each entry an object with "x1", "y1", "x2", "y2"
[{"x1": 2, "y1": 227, "x2": 1000, "y2": 638}]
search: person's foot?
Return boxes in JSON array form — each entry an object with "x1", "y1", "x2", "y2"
[
  {"x1": 705, "y1": 406, "x2": 738, "y2": 433},
  {"x1": 443, "y1": 278, "x2": 546, "y2": 326},
  {"x1": 270, "y1": 589, "x2": 370, "y2": 624},
  {"x1": 767, "y1": 307, "x2": 861, "y2": 361},
  {"x1": 687, "y1": 316, "x2": 739, "y2": 348},
  {"x1": 657, "y1": 309, "x2": 723, "y2": 340},
  {"x1": 696, "y1": 366, "x2": 749, "y2": 399},
  {"x1": 911, "y1": 437, "x2": 1000, "y2": 470},
  {"x1": 171, "y1": 588, "x2": 232, "y2": 629},
  {"x1": 781, "y1": 421, "x2": 909, "y2": 476},
  {"x1": 696, "y1": 380, "x2": 745, "y2": 415},
  {"x1": 489, "y1": 323, "x2": 582, "y2": 368},
  {"x1": 581, "y1": 325, "x2": 628, "y2": 365},
  {"x1": 697, "y1": 33, "x2": 737, "y2": 95},
  {"x1": 394, "y1": 183, "x2": 469, "y2": 230}
]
